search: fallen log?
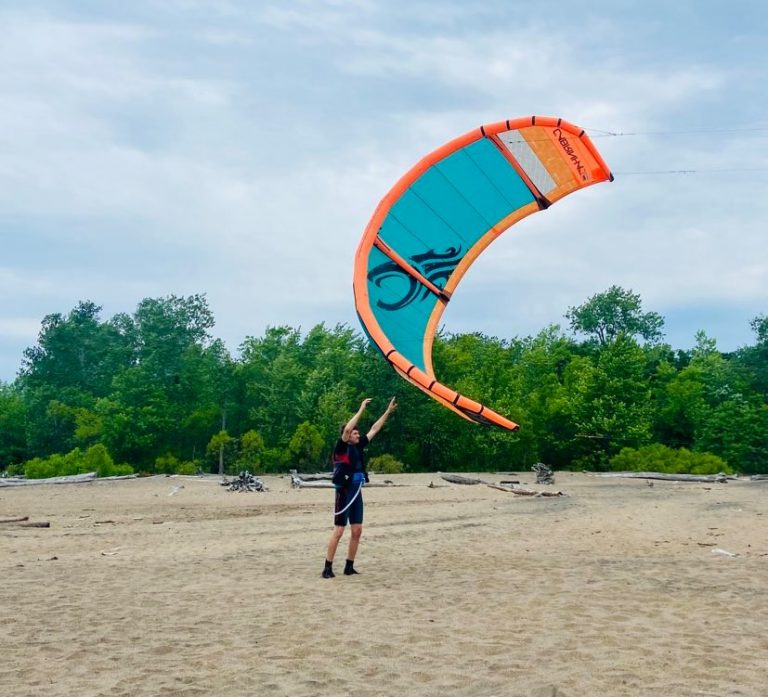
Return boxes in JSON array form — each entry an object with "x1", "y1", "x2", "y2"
[
  {"x1": 439, "y1": 473, "x2": 483, "y2": 485},
  {"x1": 288, "y1": 470, "x2": 332, "y2": 481},
  {"x1": 0, "y1": 472, "x2": 96, "y2": 487},
  {"x1": 1, "y1": 519, "x2": 50, "y2": 528},
  {"x1": 289, "y1": 472, "x2": 396, "y2": 489},
  {"x1": 594, "y1": 472, "x2": 734, "y2": 483},
  {"x1": 0, "y1": 516, "x2": 30, "y2": 524},
  {"x1": 501, "y1": 486, "x2": 565, "y2": 497},
  {"x1": 93, "y1": 474, "x2": 138, "y2": 482}
]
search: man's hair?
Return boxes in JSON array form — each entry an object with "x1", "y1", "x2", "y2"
[{"x1": 339, "y1": 424, "x2": 360, "y2": 436}]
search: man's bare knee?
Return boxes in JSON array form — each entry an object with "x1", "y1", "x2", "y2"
[{"x1": 350, "y1": 525, "x2": 363, "y2": 541}]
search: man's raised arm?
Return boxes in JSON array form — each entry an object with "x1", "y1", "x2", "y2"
[
  {"x1": 342, "y1": 398, "x2": 372, "y2": 442},
  {"x1": 366, "y1": 398, "x2": 397, "y2": 441}
]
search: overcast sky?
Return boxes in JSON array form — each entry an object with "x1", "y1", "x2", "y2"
[{"x1": 2, "y1": 0, "x2": 767, "y2": 382}]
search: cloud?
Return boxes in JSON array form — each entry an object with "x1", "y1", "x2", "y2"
[
  {"x1": 0, "y1": 318, "x2": 42, "y2": 340},
  {"x1": 0, "y1": 1, "x2": 766, "y2": 381}
]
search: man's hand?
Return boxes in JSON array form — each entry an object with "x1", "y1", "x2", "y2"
[
  {"x1": 360, "y1": 398, "x2": 372, "y2": 410},
  {"x1": 386, "y1": 397, "x2": 397, "y2": 414}
]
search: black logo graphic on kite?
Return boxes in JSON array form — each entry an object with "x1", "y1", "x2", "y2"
[{"x1": 368, "y1": 246, "x2": 463, "y2": 311}]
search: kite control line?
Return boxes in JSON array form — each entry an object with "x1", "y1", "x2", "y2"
[{"x1": 334, "y1": 479, "x2": 364, "y2": 517}]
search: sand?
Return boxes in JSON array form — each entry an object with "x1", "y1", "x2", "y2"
[{"x1": 1, "y1": 471, "x2": 766, "y2": 697}]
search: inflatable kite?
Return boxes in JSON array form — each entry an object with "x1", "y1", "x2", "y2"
[{"x1": 353, "y1": 116, "x2": 613, "y2": 431}]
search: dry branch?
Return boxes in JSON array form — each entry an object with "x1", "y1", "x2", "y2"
[{"x1": 440, "y1": 473, "x2": 565, "y2": 497}]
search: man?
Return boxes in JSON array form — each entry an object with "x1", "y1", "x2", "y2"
[{"x1": 322, "y1": 396, "x2": 397, "y2": 579}]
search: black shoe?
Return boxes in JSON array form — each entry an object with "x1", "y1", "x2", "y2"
[
  {"x1": 322, "y1": 567, "x2": 335, "y2": 578},
  {"x1": 343, "y1": 567, "x2": 359, "y2": 576}
]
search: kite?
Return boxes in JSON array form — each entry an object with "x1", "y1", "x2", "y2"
[{"x1": 353, "y1": 116, "x2": 613, "y2": 431}]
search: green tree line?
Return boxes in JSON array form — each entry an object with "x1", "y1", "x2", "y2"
[{"x1": 1, "y1": 288, "x2": 766, "y2": 476}]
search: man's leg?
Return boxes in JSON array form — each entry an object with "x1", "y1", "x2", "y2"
[
  {"x1": 344, "y1": 524, "x2": 363, "y2": 574},
  {"x1": 323, "y1": 525, "x2": 345, "y2": 578}
]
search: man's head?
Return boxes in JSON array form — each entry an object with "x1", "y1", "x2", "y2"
[{"x1": 341, "y1": 424, "x2": 361, "y2": 444}]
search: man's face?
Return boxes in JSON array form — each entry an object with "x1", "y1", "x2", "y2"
[{"x1": 349, "y1": 428, "x2": 361, "y2": 444}]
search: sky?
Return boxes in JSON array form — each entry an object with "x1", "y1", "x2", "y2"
[{"x1": 2, "y1": 0, "x2": 767, "y2": 382}]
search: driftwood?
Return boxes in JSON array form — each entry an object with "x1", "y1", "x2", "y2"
[
  {"x1": 501, "y1": 486, "x2": 564, "y2": 497},
  {"x1": 0, "y1": 517, "x2": 50, "y2": 528},
  {"x1": 440, "y1": 473, "x2": 565, "y2": 497},
  {"x1": 532, "y1": 462, "x2": 555, "y2": 485},
  {"x1": 438, "y1": 473, "x2": 483, "y2": 485},
  {"x1": 0, "y1": 472, "x2": 97, "y2": 487},
  {"x1": 485, "y1": 482, "x2": 565, "y2": 497},
  {"x1": 595, "y1": 471, "x2": 734, "y2": 483},
  {"x1": 221, "y1": 471, "x2": 266, "y2": 492},
  {"x1": 289, "y1": 471, "x2": 396, "y2": 489},
  {"x1": 290, "y1": 472, "x2": 333, "y2": 481},
  {"x1": 0, "y1": 472, "x2": 137, "y2": 489},
  {"x1": 291, "y1": 475, "x2": 334, "y2": 489},
  {"x1": 93, "y1": 474, "x2": 138, "y2": 482}
]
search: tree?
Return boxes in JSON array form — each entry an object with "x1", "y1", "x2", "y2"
[
  {"x1": 566, "y1": 286, "x2": 664, "y2": 345},
  {"x1": 564, "y1": 337, "x2": 654, "y2": 469},
  {"x1": 238, "y1": 429, "x2": 266, "y2": 469},
  {"x1": 750, "y1": 315, "x2": 768, "y2": 345},
  {"x1": 20, "y1": 301, "x2": 134, "y2": 396},
  {"x1": 207, "y1": 430, "x2": 234, "y2": 475},
  {"x1": 288, "y1": 421, "x2": 324, "y2": 470},
  {"x1": 101, "y1": 295, "x2": 230, "y2": 468},
  {"x1": 238, "y1": 326, "x2": 306, "y2": 446},
  {"x1": 736, "y1": 315, "x2": 768, "y2": 400},
  {"x1": 0, "y1": 383, "x2": 27, "y2": 469},
  {"x1": 19, "y1": 301, "x2": 134, "y2": 456}
]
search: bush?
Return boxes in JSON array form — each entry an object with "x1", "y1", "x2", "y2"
[
  {"x1": 154, "y1": 453, "x2": 196, "y2": 475},
  {"x1": 107, "y1": 463, "x2": 135, "y2": 477},
  {"x1": 24, "y1": 457, "x2": 56, "y2": 479},
  {"x1": 82, "y1": 444, "x2": 114, "y2": 477},
  {"x1": 368, "y1": 453, "x2": 406, "y2": 474},
  {"x1": 155, "y1": 453, "x2": 181, "y2": 474},
  {"x1": 261, "y1": 447, "x2": 291, "y2": 473},
  {"x1": 609, "y1": 444, "x2": 732, "y2": 475},
  {"x1": 175, "y1": 460, "x2": 198, "y2": 475},
  {"x1": 24, "y1": 445, "x2": 134, "y2": 479}
]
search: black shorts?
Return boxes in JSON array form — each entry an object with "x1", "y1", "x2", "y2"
[{"x1": 334, "y1": 486, "x2": 364, "y2": 526}]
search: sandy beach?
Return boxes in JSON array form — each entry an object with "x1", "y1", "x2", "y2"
[{"x1": 1, "y1": 471, "x2": 766, "y2": 697}]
